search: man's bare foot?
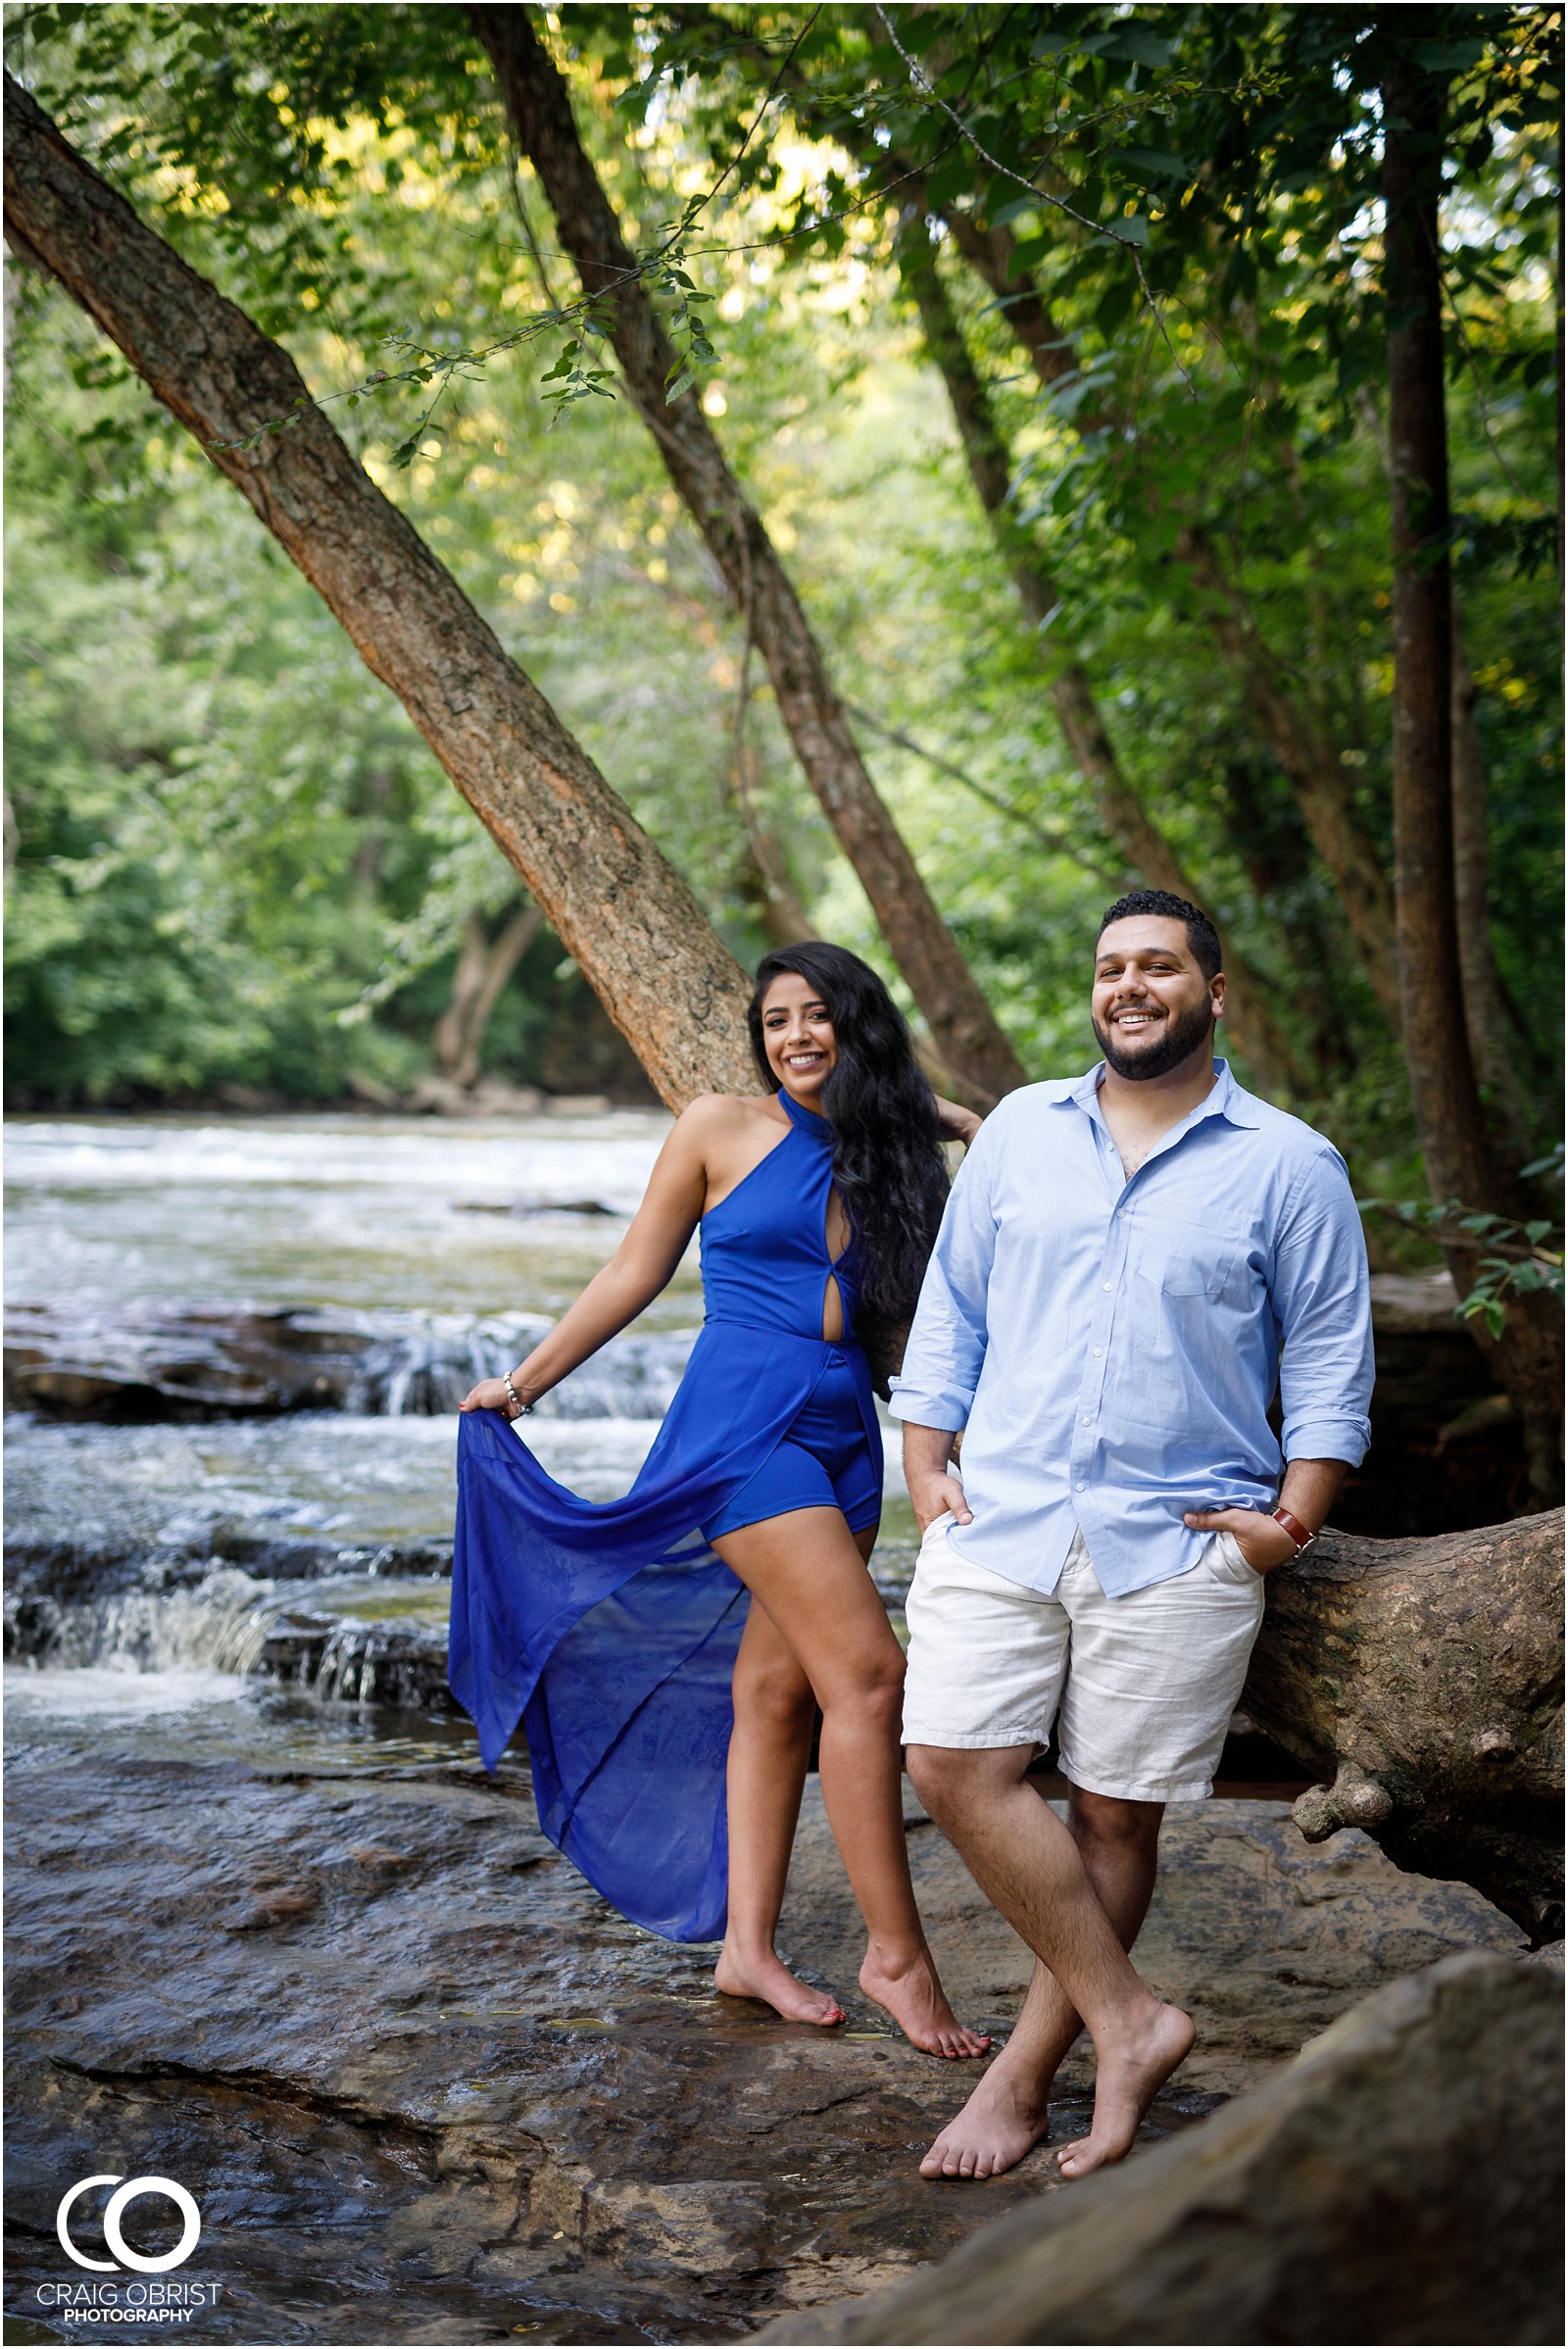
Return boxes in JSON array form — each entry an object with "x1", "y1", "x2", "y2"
[
  {"x1": 858, "y1": 1945, "x2": 991, "y2": 2059},
  {"x1": 1054, "y1": 2000, "x2": 1194, "y2": 2178},
  {"x1": 714, "y1": 1943, "x2": 847, "y2": 2027},
  {"x1": 918, "y1": 2053, "x2": 1053, "y2": 2178}
]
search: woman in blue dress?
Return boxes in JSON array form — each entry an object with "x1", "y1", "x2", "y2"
[{"x1": 452, "y1": 944, "x2": 989, "y2": 2057}]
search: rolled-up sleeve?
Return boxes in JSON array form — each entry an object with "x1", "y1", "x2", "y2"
[
  {"x1": 888, "y1": 1133, "x2": 999, "y2": 1432},
  {"x1": 1271, "y1": 1146, "x2": 1374, "y2": 1466}
]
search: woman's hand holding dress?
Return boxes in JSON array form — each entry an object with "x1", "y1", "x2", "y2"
[{"x1": 459, "y1": 1377, "x2": 517, "y2": 1415}]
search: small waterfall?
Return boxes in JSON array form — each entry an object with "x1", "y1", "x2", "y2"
[
  {"x1": 30, "y1": 1567, "x2": 291, "y2": 1677},
  {"x1": 348, "y1": 1317, "x2": 694, "y2": 1419},
  {"x1": 296, "y1": 1618, "x2": 447, "y2": 1709},
  {"x1": 8, "y1": 1561, "x2": 458, "y2": 1720}
]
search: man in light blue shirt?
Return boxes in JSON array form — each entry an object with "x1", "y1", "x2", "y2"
[{"x1": 892, "y1": 891, "x2": 1372, "y2": 2187}]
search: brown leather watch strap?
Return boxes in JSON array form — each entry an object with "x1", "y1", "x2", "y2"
[{"x1": 1272, "y1": 1504, "x2": 1316, "y2": 1552}]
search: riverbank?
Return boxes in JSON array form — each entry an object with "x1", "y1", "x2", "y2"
[
  {"x1": 5, "y1": 1731, "x2": 1523, "y2": 2345},
  {"x1": 0, "y1": 1110, "x2": 1543, "y2": 2343}
]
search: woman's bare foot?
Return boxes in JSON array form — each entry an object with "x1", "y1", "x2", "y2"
[
  {"x1": 918, "y1": 2052, "x2": 1053, "y2": 2178},
  {"x1": 858, "y1": 1943, "x2": 991, "y2": 2059},
  {"x1": 1054, "y1": 2000, "x2": 1194, "y2": 2178},
  {"x1": 714, "y1": 1942, "x2": 847, "y2": 2027}
]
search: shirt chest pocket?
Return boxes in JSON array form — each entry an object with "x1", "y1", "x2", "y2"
[{"x1": 1131, "y1": 1211, "x2": 1250, "y2": 1300}]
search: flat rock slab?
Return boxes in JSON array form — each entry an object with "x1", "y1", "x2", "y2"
[
  {"x1": 4, "y1": 1755, "x2": 1523, "y2": 2345},
  {"x1": 756, "y1": 1951, "x2": 1564, "y2": 2345}
]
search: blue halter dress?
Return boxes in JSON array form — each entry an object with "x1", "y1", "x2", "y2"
[{"x1": 448, "y1": 1090, "x2": 883, "y2": 1942}]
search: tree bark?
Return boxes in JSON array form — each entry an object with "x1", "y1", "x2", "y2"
[
  {"x1": 3, "y1": 73, "x2": 757, "y2": 1113},
  {"x1": 433, "y1": 903, "x2": 543, "y2": 1089},
  {"x1": 467, "y1": 5, "x2": 1028, "y2": 1111},
  {"x1": 1380, "y1": 47, "x2": 1561, "y2": 1493},
  {"x1": 730, "y1": 735, "x2": 814, "y2": 947},
  {"x1": 944, "y1": 208, "x2": 1405, "y2": 1023},
  {"x1": 1243, "y1": 1509, "x2": 1564, "y2": 1942},
  {"x1": 1450, "y1": 606, "x2": 1532, "y2": 1159},
  {"x1": 895, "y1": 222, "x2": 1307, "y2": 1101},
  {"x1": 1382, "y1": 52, "x2": 1471, "y2": 1187}
]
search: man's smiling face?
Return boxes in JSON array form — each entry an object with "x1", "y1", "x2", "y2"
[{"x1": 1091, "y1": 915, "x2": 1223, "y2": 1082}]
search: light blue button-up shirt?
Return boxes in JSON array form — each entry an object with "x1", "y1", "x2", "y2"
[{"x1": 888, "y1": 1060, "x2": 1373, "y2": 1598}]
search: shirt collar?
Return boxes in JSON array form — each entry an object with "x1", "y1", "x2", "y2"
[{"x1": 1060, "y1": 1057, "x2": 1262, "y2": 1131}]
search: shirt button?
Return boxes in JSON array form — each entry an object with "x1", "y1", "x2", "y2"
[
  {"x1": 1102, "y1": 1280, "x2": 1112, "y2": 1292},
  {"x1": 1081, "y1": 1415, "x2": 1092, "y2": 1426},
  {"x1": 1075, "y1": 1480, "x2": 1087, "y2": 1493},
  {"x1": 1093, "y1": 1346, "x2": 1103, "y2": 1357},
  {"x1": 1115, "y1": 1208, "x2": 1125, "y2": 1218}
]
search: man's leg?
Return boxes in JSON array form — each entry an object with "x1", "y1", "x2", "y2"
[
  {"x1": 907, "y1": 1743, "x2": 1191, "y2": 2178},
  {"x1": 917, "y1": 1786, "x2": 1164, "y2": 2178}
]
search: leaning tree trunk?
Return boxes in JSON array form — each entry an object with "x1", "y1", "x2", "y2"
[
  {"x1": 433, "y1": 902, "x2": 543, "y2": 1089},
  {"x1": 467, "y1": 5, "x2": 1028, "y2": 1111},
  {"x1": 1381, "y1": 45, "x2": 1563, "y2": 1493},
  {"x1": 3, "y1": 74, "x2": 755, "y2": 1112},
  {"x1": 893, "y1": 221, "x2": 1308, "y2": 1102},
  {"x1": 1243, "y1": 1510, "x2": 1564, "y2": 1942},
  {"x1": 649, "y1": 14, "x2": 1404, "y2": 1025}
]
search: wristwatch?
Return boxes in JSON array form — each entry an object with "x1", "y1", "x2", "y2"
[{"x1": 1271, "y1": 1504, "x2": 1316, "y2": 1553}]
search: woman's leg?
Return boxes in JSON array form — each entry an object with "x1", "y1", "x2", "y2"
[
  {"x1": 710, "y1": 1508, "x2": 989, "y2": 2059},
  {"x1": 714, "y1": 1599, "x2": 846, "y2": 2026}
]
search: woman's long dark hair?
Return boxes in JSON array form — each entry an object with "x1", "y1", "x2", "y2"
[{"x1": 747, "y1": 943, "x2": 951, "y2": 1332}]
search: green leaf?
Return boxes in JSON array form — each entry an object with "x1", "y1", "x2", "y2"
[
  {"x1": 1409, "y1": 40, "x2": 1487, "y2": 71},
  {"x1": 1096, "y1": 27, "x2": 1176, "y2": 68},
  {"x1": 1114, "y1": 146, "x2": 1190, "y2": 183}
]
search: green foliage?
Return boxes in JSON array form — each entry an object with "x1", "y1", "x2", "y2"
[
  {"x1": 1360, "y1": 1162, "x2": 1566, "y2": 1341},
  {"x1": 3, "y1": 0, "x2": 1560, "y2": 1218},
  {"x1": 4, "y1": 337, "x2": 442, "y2": 1102}
]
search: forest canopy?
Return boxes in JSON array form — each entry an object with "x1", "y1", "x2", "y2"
[{"x1": 5, "y1": 2, "x2": 1562, "y2": 1192}]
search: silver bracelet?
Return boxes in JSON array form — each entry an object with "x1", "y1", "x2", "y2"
[{"x1": 503, "y1": 1372, "x2": 533, "y2": 1419}]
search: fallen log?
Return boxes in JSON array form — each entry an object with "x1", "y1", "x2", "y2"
[
  {"x1": 755, "y1": 1949, "x2": 1564, "y2": 2346},
  {"x1": 1243, "y1": 1510, "x2": 1563, "y2": 1942}
]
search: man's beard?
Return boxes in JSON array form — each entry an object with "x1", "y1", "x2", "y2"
[{"x1": 1093, "y1": 998, "x2": 1215, "y2": 1081}]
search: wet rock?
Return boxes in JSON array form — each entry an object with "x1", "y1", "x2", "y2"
[
  {"x1": 3, "y1": 1542, "x2": 456, "y2": 1639},
  {"x1": 4, "y1": 1302, "x2": 689, "y2": 1423},
  {"x1": 256, "y1": 1606, "x2": 454, "y2": 1710},
  {"x1": 3, "y1": 1301, "x2": 552, "y2": 1421},
  {"x1": 754, "y1": 1950, "x2": 1563, "y2": 2346},
  {"x1": 406, "y1": 1076, "x2": 546, "y2": 1116},
  {"x1": 454, "y1": 1199, "x2": 619, "y2": 1218},
  {"x1": 3, "y1": 1750, "x2": 1524, "y2": 2346}
]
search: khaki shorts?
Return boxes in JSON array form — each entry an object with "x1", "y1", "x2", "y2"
[{"x1": 902, "y1": 1519, "x2": 1266, "y2": 1804}]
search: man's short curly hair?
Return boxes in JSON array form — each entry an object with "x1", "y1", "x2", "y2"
[{"x1": 1096, "y1": 890, "x2": 1222, "y2": 983}]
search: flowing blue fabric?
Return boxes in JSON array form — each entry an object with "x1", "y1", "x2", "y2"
[{"x1": 449, "y1": 1090, "x2": 882, "y2": 1942}]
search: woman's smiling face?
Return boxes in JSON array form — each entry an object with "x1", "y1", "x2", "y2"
[{"x1": 760, "y1": 971, "x2": 838, "y2": 1107}]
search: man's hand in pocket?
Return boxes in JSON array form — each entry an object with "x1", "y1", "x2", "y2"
[
  {"x1": 911, "y1": 1472, "x2": 972, "y2": 1533},
  {"x1": 1183, "y1": 1504, "x2": 1297, "y2": 1574}
]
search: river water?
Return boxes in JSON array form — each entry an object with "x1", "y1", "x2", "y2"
[{"x1": 4, "y1": 1112, "x2": 916, "y2": 1766}]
